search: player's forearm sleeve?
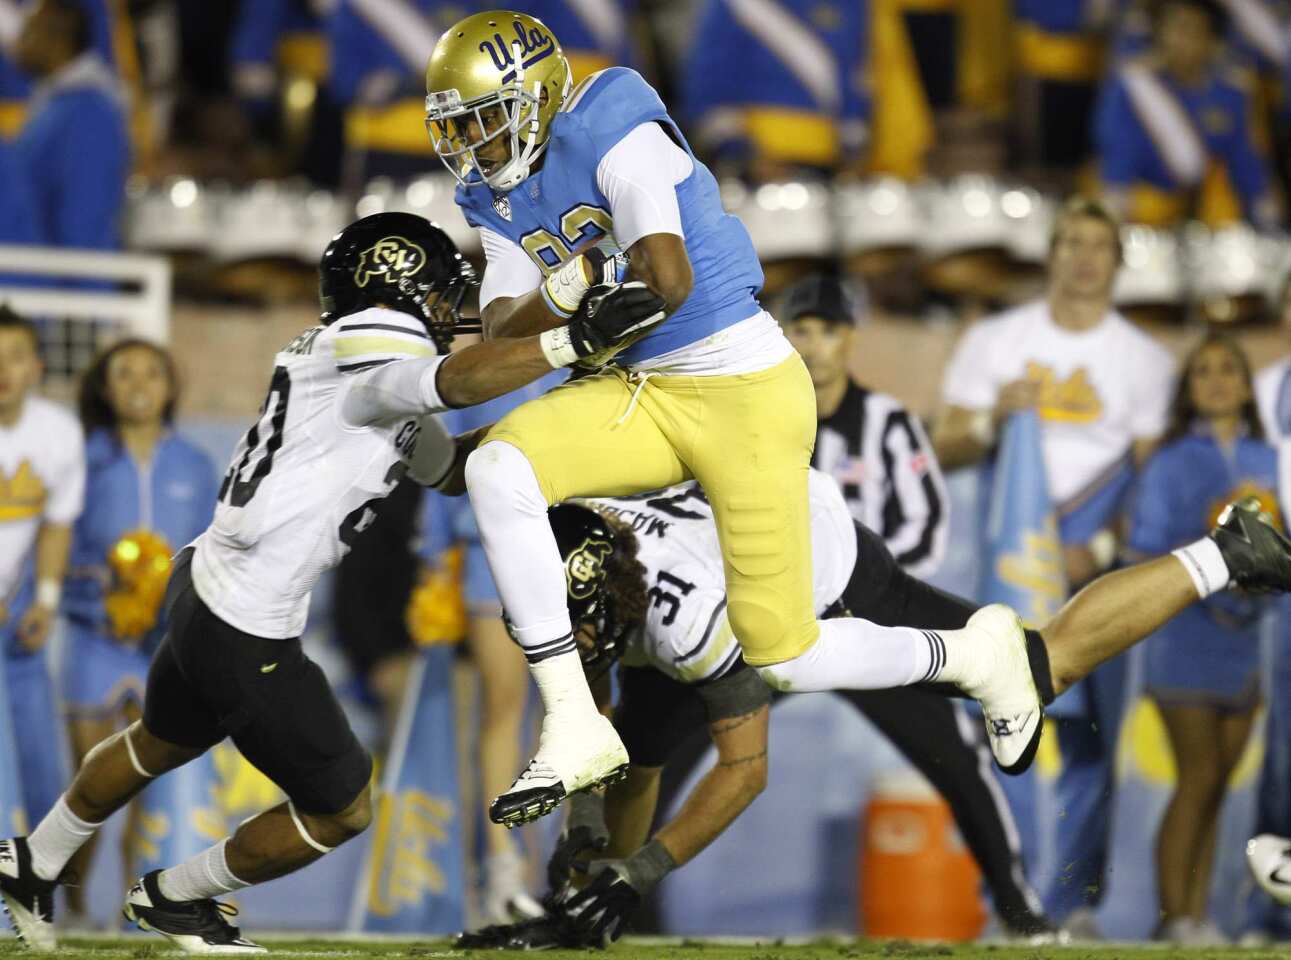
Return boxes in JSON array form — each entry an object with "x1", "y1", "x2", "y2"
[
  {"x1": 406, "y1": 415, "x2": 456, "y2": 488},
  {"x1": 340, "y1": 355, "x2": 449, "y2": 427}
]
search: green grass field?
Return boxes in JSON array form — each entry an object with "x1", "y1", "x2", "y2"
[{"x1": 1, "y1": 937, "x2": 1288, "y2": 960}]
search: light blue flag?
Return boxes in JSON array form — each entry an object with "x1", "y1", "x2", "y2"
[
  {"x1": 130, "y1": 750, "x2": 227, "y2": 875},
  {"x1": 348, "y1": 646, "x2": 465, "y2": 934},
  {"x1": 980, "y1": 410, "x2": 1067, "y2": 626},
  {"x1": 0, "y1": 652, "x2": 28, "y2": 837},
  {"x1": 978, "y1": 410, "x2": 1066, "y2": 881}
]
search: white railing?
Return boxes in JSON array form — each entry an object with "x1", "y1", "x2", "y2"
[{"x1": 0, "y1": 244, "x2": 172, "y2": 343}]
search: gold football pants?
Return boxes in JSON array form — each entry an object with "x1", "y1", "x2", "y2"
[{"x1": 485, "y1": 353, "x2": 819, "y2": 665}]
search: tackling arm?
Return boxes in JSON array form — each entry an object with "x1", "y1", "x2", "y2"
[
  {"x1": 599, "y1": 667, "x2": 770, "y2": 868},
  {"x1": 344, "y1": 285, "x2": 666, "y2": 424},
  {"x1": 648, "y1": 693, "x2": 769, "y2": 866}
]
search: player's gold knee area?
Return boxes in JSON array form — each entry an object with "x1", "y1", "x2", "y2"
[{"x1": 727, "y1": 600, "x2": 818, "y2": 667}]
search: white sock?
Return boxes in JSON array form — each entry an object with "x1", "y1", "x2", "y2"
[
  {"x1": 157, "y1": 839, "x2": 250, "y2": 902},
  {"x1": 27, "y1": 797, "x2": 101, "y2": 882},
  {"x1": 531, "y1": 649, "x2": 602, "y2": 722},
  {"x1": 756, "y1": 618, "x2": 937, "y2": 692},
  {"x1": 465, "y1": 441, "x2": 574, "y2": 661},
  {"x1": 1172, "y1": 537, "x2": 1230, "y2": 599}
]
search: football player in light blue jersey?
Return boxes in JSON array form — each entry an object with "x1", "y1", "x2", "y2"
[{"x1": 424, "y1": 9, "x2": 1047, "y2": 829}]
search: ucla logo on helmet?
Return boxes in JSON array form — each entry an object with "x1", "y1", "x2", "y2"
[
  {"x1": 355, "y1": 236, "x2": 427, "y2": 288},
  {"x1": 478, "y1": 19, "x2": 554, "y2": 74},
  {"x1": 565, "y1": 537, "x2": 612, "y2": 599}
]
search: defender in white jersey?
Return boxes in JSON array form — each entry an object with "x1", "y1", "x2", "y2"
[
  {"x1": 0, "y1": 213, "x2": 668, "y2": 955},
  {"x1": 464, "y1": 473, "x2": 1291, "y2": 948}
]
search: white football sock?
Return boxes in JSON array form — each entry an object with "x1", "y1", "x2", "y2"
[
  {"x1": 532, "y1": 649, "x2": 603, "y2": 723},
  {"x1": 157, "y1": 839, "x2": 249, "y2": 902},
  {"x1": 465, "y1": 441, "x2": 575, "y2": 661},
  {"x1": 756, "y1": 617, "x2": 937, "y2": 692},
  {"x1": 1172, "y1": 537, "x2": 1230, "y2": 599},
  {"x1": 27, "y1": 796, "x2": 101, "y2": 882}
]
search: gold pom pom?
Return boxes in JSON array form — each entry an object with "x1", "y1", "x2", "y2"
[
  {"x1": 106, "y1": 529, "x2": 174, "y2": 642},
  {"x1": 406, "y1": 545, "x2": 468, "y2": 647}
]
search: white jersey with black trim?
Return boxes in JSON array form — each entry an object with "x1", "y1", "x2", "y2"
[
  {"x1": 587, "y1": 469, "x2": 855, "y2": 684},
  {"x1": 192, "y1": 307, "x2": 445, "y2": 639}
]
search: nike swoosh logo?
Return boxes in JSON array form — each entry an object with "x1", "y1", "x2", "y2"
[
  {"x1": 260, "y1": 662, "x2": 278, "y2": 674},
  {"x1": 1269, "y1": 864, "x2": 1291, "y2": 887}
]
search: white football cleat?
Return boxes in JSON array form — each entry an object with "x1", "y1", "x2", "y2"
[
  {"x1": 957, "y1": 604, "x2": 1044, "y2": 774},
  {"x1": 0, "y1": 838, "x2": 56, "y2": 952},
  {"x1": 490, "y1": 713, "x2": 628, "y2": 827},
  {"x1": 1248, "y1": 834, "x2": 1291, "y2": 906}
]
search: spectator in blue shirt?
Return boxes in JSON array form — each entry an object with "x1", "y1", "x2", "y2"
[
  {"x1": 60, "y1": 338, "x2": 217, "y2": 918},
  {"x1": 1128, "y1": 332, "x2": 1277, "y2": 945},
  {"x1": 1094, "y1": 0, "x2": 1278, "y2": 227},
  {"x1": 12, "y1": 0, "x2": 129, "y2": 250},
  {"x1": 680, "y1": 0, "x2": 869, "y2": 179}
]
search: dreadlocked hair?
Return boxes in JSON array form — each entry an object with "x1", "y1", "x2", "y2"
[{"x1": 598, "y1": 511, "x2": 649, "y2": 628}]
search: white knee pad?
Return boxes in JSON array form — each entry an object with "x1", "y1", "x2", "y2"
[{"x1": 288, "y1": 800, "x2": 334, "y2": 855}]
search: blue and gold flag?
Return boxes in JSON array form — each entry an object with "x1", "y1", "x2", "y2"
[
  {"x1": 0, "y1": 653, "x2": 26, "y2": 836},
  {"x1": 348, "y1": 646, "x2": 464, "y2": 933},
  {"x1": 130, "y1": 750, "x2": 227, "y2": 875},
  {"x1": 979, "y1": 410, "x2": 1065, "y2": 879},
  {"x1": 980, "y1": 410, "x2": 1067, "y2": 626}
]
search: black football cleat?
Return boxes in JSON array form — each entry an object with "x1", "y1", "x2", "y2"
[
  {"x1": 0, "y1": 837, "x2": 56, "y2": 952},
  {"x1": 1211, "y1": 496, "x2": 1291, "y2": 593},
  {"x1": 123, "y1": 871, "x2": 264, "y2": 954}
]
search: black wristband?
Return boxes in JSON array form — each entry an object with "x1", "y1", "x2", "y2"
[{"x1": 623, "y1": 839, "x2": 677, "y2": 893}]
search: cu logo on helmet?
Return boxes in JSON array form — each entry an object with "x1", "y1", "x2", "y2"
[
  {"x1": 355, "y1": 236, "x2": 426, "y2": 288},
  {"x1": 566, "y1": 538, "x2": 612, "y2": 599}
]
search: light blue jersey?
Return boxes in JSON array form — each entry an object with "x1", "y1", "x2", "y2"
[{"x1": 456, "y1": 67, "x2": 764, "y2": 364}]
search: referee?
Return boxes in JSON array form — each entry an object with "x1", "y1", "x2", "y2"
[
  {"x1": 778, "y1": 274, "x2": 1051, "y2": 937},
  {"x1": 780, "y1": 274, "x2": 949, "y2": 578}
]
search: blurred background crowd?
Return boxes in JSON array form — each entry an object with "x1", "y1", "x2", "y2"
[{"x1": 10, "y1": 0, "x2": 1291, "y2": 948}]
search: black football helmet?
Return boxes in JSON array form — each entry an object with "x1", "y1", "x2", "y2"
[
  {"x1": 318, "y1": 212, "x2": 479, "y2": 351},
  {"x1": 549, "y1": 502, "x2": 635, "y2": 678}
]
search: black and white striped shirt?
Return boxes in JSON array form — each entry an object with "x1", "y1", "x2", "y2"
[{"x1": 813, "y1": 382, "x2": 948, "y2": 577}]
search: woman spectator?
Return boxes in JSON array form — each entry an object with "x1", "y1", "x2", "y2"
[
  {"x1": 60, "y1": 339, "x2": 217, "y2": 919},
  {"x1": 1128, "y1": 332, "x2": 1277, "y2": 945}
]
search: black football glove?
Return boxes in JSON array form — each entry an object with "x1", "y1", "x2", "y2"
[
  {"x1": 567, "y1": 281, "x2": 667, "y2": 360},
  {"x1": 556, "y1": 861, "x2": 643, "y2": 948},
  {"x1": 546, "y1": 826, "x2": 609, "y2": 902}
]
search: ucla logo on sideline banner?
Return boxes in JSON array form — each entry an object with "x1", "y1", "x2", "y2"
[
  {"x1": 364, "y1": 788, "x2": 456, "y2": 917},
  {"x1": 478, "y1": 20, "x2": 554, "y2": 74},
  {"x1": 994, "y1": 519, "x2": 1066, "y2": 626},
  {"x1": 351, "y1": 648, "x2": 463, "y2": 933},
  {"x1": 355, "y1": 237, "x2": 426, "y2": 289},
  {"x1": 566, "y1": 537, "x2": 612, "y2": 599}
]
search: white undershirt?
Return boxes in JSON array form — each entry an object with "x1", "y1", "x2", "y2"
[{"x1": 477, "y1": 122, "x2": 692, "y2": 311}]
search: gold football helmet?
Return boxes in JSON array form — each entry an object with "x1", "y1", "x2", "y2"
[{"x1": 425, "y1": 11, "x2": 572, "y2": 192}]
